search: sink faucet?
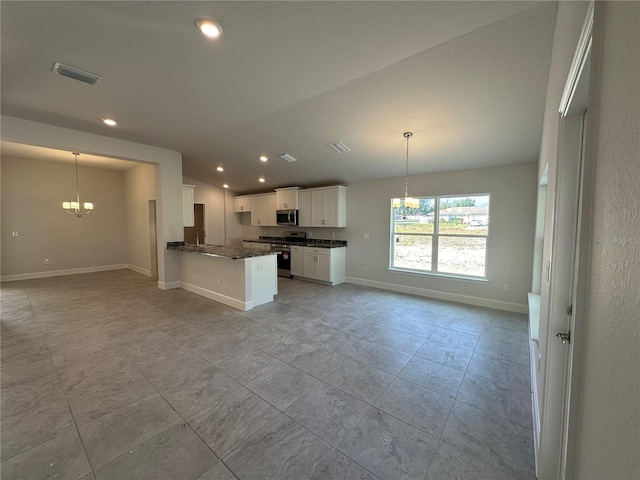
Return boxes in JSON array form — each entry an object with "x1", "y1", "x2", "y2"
[{"x1": 196, "y1": 228, "x2": 206, "y2": 246}]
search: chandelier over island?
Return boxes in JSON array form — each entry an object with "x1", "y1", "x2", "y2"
[{"x1": 62, "y1": 152, "x2": 94, "y2": 217}]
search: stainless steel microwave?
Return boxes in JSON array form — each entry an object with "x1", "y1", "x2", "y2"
[{"x1": 276, "y1": 209, "x2": 298, "y2": 226}]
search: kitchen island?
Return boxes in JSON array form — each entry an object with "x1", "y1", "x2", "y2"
[{"x1": 168, "y1": 244, "x2": 278, "y2": 311}]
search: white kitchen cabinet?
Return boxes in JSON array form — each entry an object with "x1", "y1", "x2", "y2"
[
  {"x1": 182, "y1": 184, "x2": 195, "y2": 227},
  {"x1": 298, "y1": 186, "x2": 346, "y2": 227},
  {"x1": 233, "y1": 196, "x2": 252, "y2": 212},
  {"x1": 250, "y1": 194, "x2": 277, "y2": 226},
  {"x1": 298, "y1": 190, "x2": 312, "y2": 227},
  {"x1": 303, "y1": 250, "x2": 331, "y2": 282},
  {"x1": 291, "y1": 245, "x2": 304, "y2": 277},
  {"x1": 292, "y1": 245, "x2": 346, "y2": 285},
  {"x1": 275, "y1": 188, "x2": 299, "y2": 210}
]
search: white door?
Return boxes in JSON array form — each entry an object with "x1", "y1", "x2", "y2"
[
  {"x1": 538, "y1": 112, "x2": 584, "y2": 479},
  {"x1": 559, "y1": 111, "x2": 590, "y2": 480}
]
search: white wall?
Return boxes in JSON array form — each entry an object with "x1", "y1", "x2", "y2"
[
  {"x1": 573, "y1": 2, "x2": 640, "y2": 478},
  {"x1": 125, "y1": 163, "x2": 156, "y2": 275},
  {"x1": 1, "y1": 116, "x2": 184, "y2": 288},
  {"x1": 1, "y1": 155, "x2": 128, "y2": 279},
  {"x1": 345, "y1": 163, "x2": 537, "y2": 312}
]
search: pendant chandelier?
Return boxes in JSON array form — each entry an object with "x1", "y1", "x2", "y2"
[
  {"x1": 62, "y1": 152, "x2": 94, "y2": 217},
  {"x1": 392, "y1": 132, "x2": 419, "y2": 219}
]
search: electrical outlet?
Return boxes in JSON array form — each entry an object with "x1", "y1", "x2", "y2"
[
  {"x1": 44, "y1": 259, "x2": 50, "y2": 265},
  {"x1": 332, "y1": 232, "x2": 336, "y2": 238},
  {"x1": 503, "y1": 283, "x2": 510, "y2": 292},
  {"x1": 12, "y1": 231, "x2": 19, "y2": 237},
  {"x1": 363, "y1": 266, "x2": 368, "y2": 272},
  {"x1": 363, "y1": 233, "x2": 370, "y2": 240}
]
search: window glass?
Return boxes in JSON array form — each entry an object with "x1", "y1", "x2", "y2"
[
  {"x1": 437, "y1": 237, "x2": 487, "y2": 277},
  {"x1": 438, "y1": 195, "x2": 490, "y2": 235},
  {"x1": 390, "y1": 194, "x2": 489, "y2": 279},
  {"x1": 392, "y1": 234, "x2": 432, "y2": 271}
]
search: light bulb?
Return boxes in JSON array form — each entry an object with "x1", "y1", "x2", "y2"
[{"x1": 197, "y1": 20, "x2": 222, "y2": 38}]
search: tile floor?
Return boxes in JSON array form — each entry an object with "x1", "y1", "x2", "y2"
[{"x1": 0, "y1": 270, "x2": 535, "y2": 480}]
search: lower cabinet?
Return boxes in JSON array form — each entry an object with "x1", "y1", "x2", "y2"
[
  {"x1": 291, "y1": 246, "x2": 345, "y2": 285},
  {"x1": 291, "y1": 248, "x2": 305, "y2": 277}
]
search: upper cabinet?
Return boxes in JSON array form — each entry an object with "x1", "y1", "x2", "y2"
[
  {"x1": 233, "y1": 196, "x2": 251, "y2": 212},
  {"x1": 234, "y1": 185, "x2": 346, "y2": 227},
  {"x1": 275, "y1": 188, "x2": 300, "y2": 210},
  {"x1": 182, "y1": 184, "x2": 195, "y2": 227},
  {"x1": 250, "y1": 194, "x2": 277, "y2": 226},
  {"x1": 299, "y1": 186, "x2": 347, "y2": 227}
]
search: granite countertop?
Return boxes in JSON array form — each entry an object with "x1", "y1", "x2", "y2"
[
  {"x1": 244, "y1": 237, "x2": 347, "y2": 248},
  {"x1": 167, "y1": 244, "x2": 278, "y2": 260}
]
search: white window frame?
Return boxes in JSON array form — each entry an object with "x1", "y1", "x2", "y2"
[{"x1": 389, "y1": 193, "x2": 490, "y2": 280}]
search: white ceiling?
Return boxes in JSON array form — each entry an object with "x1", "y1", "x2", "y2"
[{"x1": 1, "y1": 1, "x2": 558, "y2": 194}]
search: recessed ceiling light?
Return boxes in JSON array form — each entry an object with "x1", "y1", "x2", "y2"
[
  {"x1": 223, "y1": 184, "x2": 229, "y2": 189},
  {"x1": 259, "y1": 155, "x2": 268, "y2": 162},
  {"x1": 102, "y1": 118, "x2": 117, "y2": 127},
  {"x1": 197, "y1": 19, "x2": 222, "y2": 39},
  {"x1": 258, "y1": 177, "x2": 266, "y2": 183},
  {"x1": 216, "y1": 166, "x2": 224, "y2": 172}
]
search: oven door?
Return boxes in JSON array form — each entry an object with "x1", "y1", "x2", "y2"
[{"x1": 272, "y1": 246, "x2": 292, "y2": 277}]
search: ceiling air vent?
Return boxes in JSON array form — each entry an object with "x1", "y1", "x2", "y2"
[
  {"x1": 327, "y1": 141, "x2": 350, "y2": 153},
  {"x1": 52, "y1": 62, "x2": 102, "y2": 85},
  {"x1": 279, "y1": 153, "x2": 298, "y2": 163}
]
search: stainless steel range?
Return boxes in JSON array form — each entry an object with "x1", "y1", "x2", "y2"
[{"x1": 270, "y1": 231, "x2": 307, "y2": 278}]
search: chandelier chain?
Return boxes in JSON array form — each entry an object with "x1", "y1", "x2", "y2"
[
  {"x1": 62, "y1": 152, "x2": 94, "y2": 217},
  {"x1": 404, "y1": 131, "x2": 412, "y2": 200}
]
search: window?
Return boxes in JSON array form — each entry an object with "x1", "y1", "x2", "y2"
[{"x1": 390, "y1": 194, "x2": 490, "y2": 279}]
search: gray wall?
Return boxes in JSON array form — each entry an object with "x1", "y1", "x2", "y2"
[{"x1": 1, "y1": 155, "x2": 128, "y2": 278}]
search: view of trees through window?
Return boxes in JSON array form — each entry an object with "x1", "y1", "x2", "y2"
[{"x1": 391, "y1": 194, "x2": 490, "y2": 278}]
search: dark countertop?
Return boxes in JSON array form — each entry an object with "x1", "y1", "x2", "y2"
[
  {"x1": 244, "y1": 237, "x2": 347, "y2": 248},
  {"x1": 167, "y1": 244, "x2": 278, "y2": 260}
]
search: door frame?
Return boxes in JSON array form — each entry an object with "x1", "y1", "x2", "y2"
[{"x1": 148, "y1": 199, "x2": 158, "y2": 279}]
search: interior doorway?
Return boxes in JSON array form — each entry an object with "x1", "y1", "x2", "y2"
[{"x1": 184, "y1": 203, "x2": 205, "y2": 245}]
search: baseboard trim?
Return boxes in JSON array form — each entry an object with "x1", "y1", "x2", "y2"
[
  {"x1": 345, "y1": 276, "x2": 528, "y2": 313},
  {"x1": 1, "y1": 264, "x2": 129, "y2": 282},
  {"x1": 127, "y1": 264, "x2": 151, "y2": 277},
  {"x1": 180, "y1": 281, "x2": 249, "y2": 311},
  {"x1": 158, "y1": 280, "x2": 181, "y2": 290}
]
